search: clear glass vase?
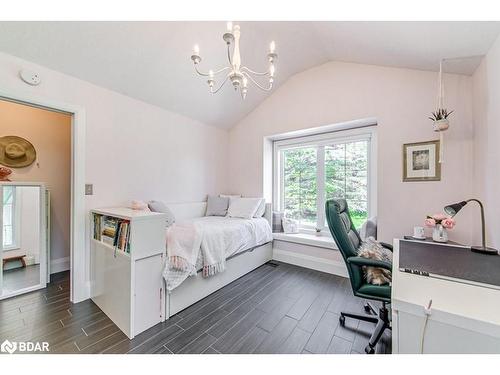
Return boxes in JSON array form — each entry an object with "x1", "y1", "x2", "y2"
[{"x1": 432, "y1": 224, "x2": 448, "y2": 243}]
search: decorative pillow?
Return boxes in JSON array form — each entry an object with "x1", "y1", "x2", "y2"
[
  {"x1": 227, "y1": 197, "x2": 262, "y2": 219},
  {"x1": 272, "y1": 211, "x2": 284, "y2": 232},
  {"x1": 148, "y1": 200, "x2": 175, "y2": 227},
  {"x1": 253, "y1": 198, "x2": 266, "y2": 218},
  {"x1": 357, "y1": 237, "x2": 392, "y2": 285},
  {"x1": 206, "y1": 195, "x2": 230, "y2": 216},
  {"x1": 359, "y1": 216, "x2": 377, "y2": 241},
  {"x1": 220, "y1": 194, "x2": 241, "y2": 203}
]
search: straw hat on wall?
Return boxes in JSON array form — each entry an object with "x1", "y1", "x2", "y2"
[{"x1": 0, "y1": 136, "x2": 37, "y2": 168}]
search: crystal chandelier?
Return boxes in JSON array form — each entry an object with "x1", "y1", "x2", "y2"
[{"x1": 190, "y1": 22, "x2": 278, "y2": 99}]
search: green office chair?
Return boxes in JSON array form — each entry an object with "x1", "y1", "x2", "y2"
[{"x1": 325, "y1": 198, "x2": 392, "y2": 354}]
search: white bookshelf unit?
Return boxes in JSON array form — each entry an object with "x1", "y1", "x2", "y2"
[{"x1": 90, "y1": 207, "x2": 167, "y2": 339}]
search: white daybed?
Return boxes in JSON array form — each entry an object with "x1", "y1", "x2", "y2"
[{"x1": 164, "y1": 201, "x2": 273, "y2": 318}]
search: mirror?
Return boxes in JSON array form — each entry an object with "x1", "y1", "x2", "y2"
[{"x1": 1, "y1": 184, "x2": 46, "y2": 298}]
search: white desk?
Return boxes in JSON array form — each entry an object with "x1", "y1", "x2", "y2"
[{"x1": 392, "y1": 239, "x2": 500, "y2": 354}]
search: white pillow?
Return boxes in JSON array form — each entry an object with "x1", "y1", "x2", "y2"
[
  {"x1": 227, "y1": 198, "x2": 262, "y2": 219},
  {"x1": 220, "y1": 194, "x2": 241, "y2": 203},
  {"x1": 253, "y1": 198, "x2": 266, "y2": 218}
]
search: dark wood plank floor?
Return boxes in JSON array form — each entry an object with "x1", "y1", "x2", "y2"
[{"x1": 0, "y1": 262, "x2": 391, "y2": 354}]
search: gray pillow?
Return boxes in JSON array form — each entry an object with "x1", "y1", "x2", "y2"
[
  {"x1": 272, "y1": 211, "x2": 284, "y2": 232},
  {"x1": 206, "y1": 195, "x2": 229, "y2": 216},
  {"x1": 360, "y1": 216, "x2": 377, "y2": 241},
  {"x1": 148, "y1": 200, "x2": 175, "y2": 227}
]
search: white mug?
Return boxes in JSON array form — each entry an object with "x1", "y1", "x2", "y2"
[{"x1": 413, "y1": 226, "x2": 425, "y2": 239}]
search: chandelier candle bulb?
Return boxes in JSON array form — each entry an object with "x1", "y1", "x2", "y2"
[
  {"x1": 269, "y1": 41, "x2": 276, "y2": 53},
  {"x1": 270, "y1": 64, "x2": 275, "y2": 77},
  {"x1": 207, "y1": 70, "x2": 215, "y2": 88},
  {"x1": 193, "y1": 44, "x2": 199, "y2": 55},
  {"x1": 223, "y1": 22, "x2": 235, "y2": 44}
]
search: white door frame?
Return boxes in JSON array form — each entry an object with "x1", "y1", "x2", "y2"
[{"x1": 0, "y1": 89, "x2": 87, "y2": 303}]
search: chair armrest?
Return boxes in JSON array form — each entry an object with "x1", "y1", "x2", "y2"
[
  {"x1": 347, "y1": 256, "x2": 393, "y2": 271},
  {"x1": 380, "y1": 242, "x2": 393, "y2": 252}
]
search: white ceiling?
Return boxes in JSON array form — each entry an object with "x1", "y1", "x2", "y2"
[{"x1": 0, "y1": 21, "x2": 499, "y2": 129}]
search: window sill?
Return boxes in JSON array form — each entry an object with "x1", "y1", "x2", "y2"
[
  {"x1": 2, "y1": 246, "x2": 20, "y2": 252},
  {"x1": 273, "y1": 232, "x2": 338, "y2": 250}
]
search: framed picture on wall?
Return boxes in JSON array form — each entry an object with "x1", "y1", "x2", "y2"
[{"x1": 403, "y1": 140, "x2": 441, "y2": 182}]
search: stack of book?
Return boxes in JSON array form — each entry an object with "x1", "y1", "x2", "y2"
[
  {"x1": 93, "y1": 214, "x2": 131, "y2": 254},
  {"x1": 93, "y1": 214, "x2": 102, "y2": 241}
]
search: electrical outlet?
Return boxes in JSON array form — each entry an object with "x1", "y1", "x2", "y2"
[{"x1": 85, "y1": 184, "x2": 93, "y2": 195}]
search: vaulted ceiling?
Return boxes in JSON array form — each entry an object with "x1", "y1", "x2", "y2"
[{"x1": 0, "y1": 21, "x2": 499, "y2": 129}]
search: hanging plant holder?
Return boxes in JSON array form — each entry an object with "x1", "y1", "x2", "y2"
[
  {"x1": 433, "y1": 118, "x2": 449, "y2": 132},
  {"x1": 429, "y1": 59, "x2": 454, "y2": 163}
]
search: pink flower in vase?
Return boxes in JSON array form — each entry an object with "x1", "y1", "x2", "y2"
[
  {"x1": 441, "y1": 218, "x2": 456, "y2": 229},
  {"x1": 432, "y1": 213, "x2": 447, "y2": 221},
  {"x1": 0, "y1": 167, "x2": 12, "y2": 181},
  {"x1": 424, "y1": 218, "x2": 436, "y2": 227}
]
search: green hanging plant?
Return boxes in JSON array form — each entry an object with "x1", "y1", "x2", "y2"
[{"x1": 429, "y1": 108, "x2": 454, "y2": 122}]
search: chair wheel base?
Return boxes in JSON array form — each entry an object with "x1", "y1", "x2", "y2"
[
  {"x1": 339, "y1": 315, "x2": 345, "y2": 326},
  {"x1": 365, "y1": 345, "x2": 375, "y2": 354}
]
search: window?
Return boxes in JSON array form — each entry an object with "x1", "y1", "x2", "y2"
[
  {"x1": 2, "y1": 186, "x2": 18, "y2": 249},
  {"x1": 274, "y1": 127, "x2": 376, "y2": 233}
]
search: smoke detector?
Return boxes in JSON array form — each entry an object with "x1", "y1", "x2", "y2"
[{"x1": 19, "y1": 69, "x2": 41, "y2": 86}]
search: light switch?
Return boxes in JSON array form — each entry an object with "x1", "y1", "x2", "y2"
[{"x1": 85, "y1": 184, "x2": 93, "y2": 195}]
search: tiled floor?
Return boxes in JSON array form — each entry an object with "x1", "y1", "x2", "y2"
[{"x1": 0, "y1": 262, "x2": 391, "y2": 354}]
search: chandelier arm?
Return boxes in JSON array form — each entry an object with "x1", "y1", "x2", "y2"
[
  {"x1": 243, "y1": 71, "x2": 273, "y2": 91},
  {"x1": 241, "y1": 66, "x2": 270, "y2": 76},
  {"x1": 194, "y1": 65, "x2": 231, "y2": 77},
  {"x1": 227, "y1": 44, "x2": 233, "y2": 65},
  {"x1": 210, "y1": 75, "x2": 230, "y2": 94}
]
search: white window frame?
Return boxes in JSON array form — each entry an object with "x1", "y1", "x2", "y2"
[
  {"x1": 273, "y1": 126, "x2": 377, "y2": 235},
  {"x1": 2, "y1": 185, "x2": 21, "y2": 251}
]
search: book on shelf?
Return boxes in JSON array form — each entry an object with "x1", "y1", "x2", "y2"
[
  {"x1": 93, "y1": 214, "x2": 102, "y2": 241},
  {"x1": 93, "y1": 213, "x2": 131, "y2": 253}
]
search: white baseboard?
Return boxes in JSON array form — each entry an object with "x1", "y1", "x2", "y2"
[
  {"x1": 273, "y1": 249, "x2": 348, "y2": 278},
  {"x1": 50, "y1": 256, "x2": 70, "y2": 274}
]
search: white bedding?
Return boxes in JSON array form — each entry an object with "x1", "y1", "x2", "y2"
[{"x1": 163, "y1": 216, "x2": 272, "y2": 291}]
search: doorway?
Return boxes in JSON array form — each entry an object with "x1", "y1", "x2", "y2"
[{"x1": 0, "y1": 95, "x2": 84, "y2": 301}]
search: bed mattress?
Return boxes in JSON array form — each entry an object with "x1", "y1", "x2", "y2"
[{"x1": 164, "y1": 216, "x2": 272, "y2": 290}]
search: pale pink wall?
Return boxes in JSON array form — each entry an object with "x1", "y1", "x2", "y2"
[
  {"x1": 229, "y1": 61, "x2": 475, "y2": 244},
  {"x1": 0, "y1": 52, "x2": 229, "y2": 269},
  {"x1": 472, "y1": 35, "x2": 500, "y2": 249},
  {"x1": 0, "y1": 100, "x2": 71, "y2": 262}
]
